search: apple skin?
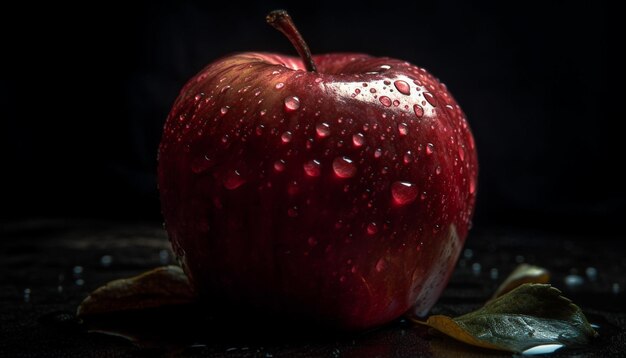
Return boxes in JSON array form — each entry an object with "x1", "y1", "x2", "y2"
[{"x1": 158, "y1": 52, "x2": 477, "y2": 330}]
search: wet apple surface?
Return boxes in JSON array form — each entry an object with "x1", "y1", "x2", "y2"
[{"x1": 158, "y1": 11, "x2": 477, "y2": 330}]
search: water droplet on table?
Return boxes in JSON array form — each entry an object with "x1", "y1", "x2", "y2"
[
  {"x1": 490, "y1": 268, "x2": 499, "y2": 280},
  {"x1": 522, "y1": 344, "x2": 564, "y2": 355},
  {"x1": 612, "y1": 282, "x2": 620, "y2": 294},
  {"x1": 585, "y1": 267, "x2": 598, "y2": 281},
  {"x1": 159, "y1": 249, "x2": 170, "y2": 265},
  {"x1": 565, "y1": 274, "x2": 584, "y2": 288},
  {"x1": 472, "y1": 262, "x2": 481, "y2": 275},
  {"x1": 100, "y1": 255, "x2": 113, "y2": 267}
]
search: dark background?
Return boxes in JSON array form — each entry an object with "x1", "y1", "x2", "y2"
[{"x1": 3, "y1": 0, "x2": 625, "y2": 234}]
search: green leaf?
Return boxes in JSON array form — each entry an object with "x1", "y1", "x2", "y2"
[
  {"x1": 77, "y1": 265, "x2": 195, "y2": 317},
  {"x1": 420, "y1": 284, "x2": 598, "y2": 353}
]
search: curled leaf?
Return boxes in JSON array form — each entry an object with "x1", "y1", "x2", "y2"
[
  {"x1": 77, "y1": 265, "x2": 195, "y2": 317},
  {"x1": 420, "y1": 283, "x2": 598, "y2": 353},
  {"x1": 491, "y1": 263, "x2": 550, "y2": 300}
]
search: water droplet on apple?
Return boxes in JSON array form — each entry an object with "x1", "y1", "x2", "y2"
[
  {"x1": 287, "y1": 207, "x2": 298, "y2": 217},
  {"x1": 223, "y1": 170, "x2": 245, "y2": 190},
  {"x1": 393, "y1": 99, "x2": 400, "y2": 107},
  {"x1": 303, "y1": 160, "x2": 321, "y2": 177},
  {"x1": 375, "y1": 257, "x2": 386, "y2": 271},
  {"x1": 367, "y1": 222, "x2": 379, "y2": 235},
  {"x1": 413, "y1": 104, "x2": 424, "y2": 118},
  {"x1": 191, "y1": 155, "x2": 214, "y2": 174},
  {"x1": 256, "y1": 124, "x2": 264, "y2": 135},
  {"x1": 424, "y1": 92, "x2": 437, "y2": 107},
  {"x1": 391, "y1": 181, "x2": 418, "y2": 205},
  {"x1": 281, "y1": 131, "x2": 293, "y2": 143},
  {"x1": 275, "y1": 82, "x2": 285, "y2": 89},
  {"x1": 469, "y1": 176, "x2": 476, "y2": 194},
  {"x1": 394, "y1": 80, "x2": 411, "y2": 95},
  {"x1": 369, "y1": 88, "x2": 376, "y2": 93},
  {"x1": 220, "y1": 106, "x2": 229, "y2": 116},
  {"x1": 274, "y1": 160, "x2": 285, "y2": 172},
  {"x1": 380, "y1": 65, "x2": 391, "y2": 70},
  {"x1": 398, "y1": 123, "x2": 409, "y2": 136},
  {"x1": 288, "y1": 180, "x2": 299, "y2": 195},
  {"x1": 426, "y1": 143, "x2": 434, "y2": 155},
  {"x1": 315, "y1": 77, "x2": 323, "y2": 83},
  {"x1": 458, "y1": 146, "x2": 465, "y2": 161},
  {"x1": 379, "y1": 96, "x2": 392, "y2": 107},
  {"x1": 403, "y1": 151, "x2": 413, "y2": 164},
  {"x1": 284, "y1": 96, "x2": 300, "y2": 112},
  {"x1": 355, "y1": 88, "x2": 361, "y2": 94},
  {"x1": 333, "y1": 157, "x2": 356, "y2": 178},
  {"x1": 194, "y1": 93, "x2": 204, "y2": 101},
  {"x1": 352, "y1": 133, "x2": 365, "y2": 147},
  {"x1": 316, "y1": 122, "x2": 330, "y2": 137},
  {"x1": 436, "y1": 166, "x2": 442, "y2": 175},
  {"x1": 374, "y1": 148, "x2": 382, "y2": 158}
]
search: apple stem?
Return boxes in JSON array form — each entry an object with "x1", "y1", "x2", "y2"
[{"x1": 266, "y1": 10, "x2": 318, "y2": 73}]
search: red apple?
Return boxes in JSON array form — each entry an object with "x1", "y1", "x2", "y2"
[{"x1": 158, "y1": 10, "x2": 477, "y2": 330}]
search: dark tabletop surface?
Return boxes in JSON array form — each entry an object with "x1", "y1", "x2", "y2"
[{"x1": 1, "y1": 219, "x2": 625, "y2": 357}]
